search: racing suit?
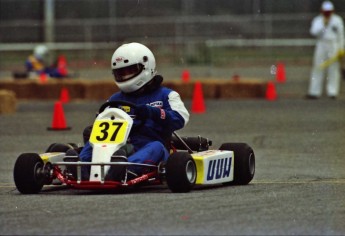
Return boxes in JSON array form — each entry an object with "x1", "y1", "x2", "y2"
[
  {"x1": 308, "y1": 13, "x2": 345, "y2": 97},
  {"x1": 79, "y1": 76, "x2": 190, "y2": 174}
]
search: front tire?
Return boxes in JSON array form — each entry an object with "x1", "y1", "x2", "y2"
[
  {"x1": 219, "y1": 143, "x2": 255, "y2": 185},
  {"x1": 13, "y1": 153, "x2": 45, "y2": 194},
  {"x1": 166, "y1": 152, "x2": 197, "y2": 193},
  {"x1": 45, "y1": 143, "x2": 75, "y2": 152}
]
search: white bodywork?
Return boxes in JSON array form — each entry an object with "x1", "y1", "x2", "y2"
[
  {"x1": 192, "y1": 150, "x2": 234, "y2": 185},
  {"x1": 89, "y1": 108, "x2": 133, "y2": 182}
]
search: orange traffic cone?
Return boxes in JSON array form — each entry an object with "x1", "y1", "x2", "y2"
[
  {"x1": 191, "y1": 81, "x2": 206, "y2": 113},
  {"x1": 39, "y1": 72, "x2": 47, "y2": 83},
  {"x1": 47, "y1": 101, "x2": 71, "y2": 130},
  {"x1": 276, "y1": 62, "x2": 286, "y2": 83},
  {"x1": 265, "y1": 81, "x2": 277, "y2": 101},
  {"x1": 57, "y1": 55, "x2": 68, "y2": 77},
  {"x1": 181, "y1": 69, "x2": 190, "y2": 83},
  {"x1": 60, "y1": 87, "x2": 70, "y2": 103}
]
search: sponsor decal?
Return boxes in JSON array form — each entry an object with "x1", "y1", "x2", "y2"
[
  {"x1": 149, "y1": 101, "x2": 163, "y2": 108},
  {"x1": 130, "y1": 174, "x2": 149, "y2": 184},
  {"x1": 160, "y1": 109, "x2": 166, "y2": 119},
  {"x1": 120, "y1": 106, "x2": 131, "y2": 113},
  {"x1": 207, "y1": 157, "x2": 232, "y2": 181},
  {"x1": 136, "y1": 80, "x2": 144, "y2": 86},
  {"x1": 115, "y1": 56, "x2": 125, "y2": 62}
]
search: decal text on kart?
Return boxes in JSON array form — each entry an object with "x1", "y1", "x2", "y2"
[
  {"x1": 207, "y1": 157, "x2": 232, "y2": 181},
  {"x1": 90, "y1": 120, "x2": 128, "y2": 144}
]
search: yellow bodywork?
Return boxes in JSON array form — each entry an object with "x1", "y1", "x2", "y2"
[{"x1": 192, "y1": 150, "x2": 234, "y2": 185}]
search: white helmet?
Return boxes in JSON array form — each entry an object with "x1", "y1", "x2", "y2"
[
  {"x1": 111, "y1": 42, "x2": 157, "y2": 93},
  {"x1": 321, "y1": 1, "x2": 334, "y2": 11},
  {"x1": 34, "y1": 45, "x2": 49, "y2": 61}
]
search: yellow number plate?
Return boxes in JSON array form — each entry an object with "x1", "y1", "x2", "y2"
[{"x1": 89, "y1": 120, "x2": 128, "y2": 144}]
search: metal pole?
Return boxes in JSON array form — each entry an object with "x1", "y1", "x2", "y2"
[
  {"x1": 182, "y1": 0, "x2": 196, "y2": 62},
  {"x1": 109, "y1": 0, "x2": 117, "y2": 42},
  {"x1": 44, "y1": 0, "x2": 55, "y2": 43}
]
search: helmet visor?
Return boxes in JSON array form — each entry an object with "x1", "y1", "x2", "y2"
[{"x1": 113, "y1": 64, "x2": 144, "y2": 82}]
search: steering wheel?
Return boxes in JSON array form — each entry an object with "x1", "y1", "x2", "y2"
[
  {"x1": 98, "y1": 100, "x2": 146, "y2": 129},
  {"x1": 98, "y1": 100, "x2": 137, "y2": 114}
]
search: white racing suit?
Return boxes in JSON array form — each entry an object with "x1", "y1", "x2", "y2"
[{"x1": 308, "y1": 13, "x2": 344, "y2": 97}]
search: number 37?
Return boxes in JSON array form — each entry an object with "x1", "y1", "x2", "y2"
[{"x1": 96, "y1": 122, "x2": 124, "y2": 142}]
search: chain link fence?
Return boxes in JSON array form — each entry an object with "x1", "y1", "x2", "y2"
[{"x1": 1, "y1": 0, "x2": 344, "y2": 71}]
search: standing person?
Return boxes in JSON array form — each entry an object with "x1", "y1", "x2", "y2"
[
  {"x1": 79, "y1": 42, "x2": 190, "y2": 179},
  {"x1": 307, "y1": 1, "x2": 344, "y2": 99}
]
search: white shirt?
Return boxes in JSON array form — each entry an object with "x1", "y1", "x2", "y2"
[{"x1": 310, "y1": 13, "x2": 345, "y2": 50}]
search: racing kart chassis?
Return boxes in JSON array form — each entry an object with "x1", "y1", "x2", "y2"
[
  {"x1": 52, "y1": 158, "x2": 164, "y2": 189},
  {"x1": 13, "y1": 101, "x2": 255, "y2": 194}
]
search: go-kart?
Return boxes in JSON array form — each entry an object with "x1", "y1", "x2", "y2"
[{"x1": 13, "y1": 100, "x2": 255, "y2": 194}]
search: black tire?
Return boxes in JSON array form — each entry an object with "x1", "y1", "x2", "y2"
[
  {"x1": 219, "y1": 143, "x2": 255, "y2": 185},
  {"x1": 13, "y1": 153, "x2": 45, "y2": 194},
  {"x1": 68, "y1": 143, "x2": 78, "y2": 149},
  {"x1": 45, "y1": 143, "x2": 74, "y2": 153},
  {"x1": 166, "y1": 152, "x2": 197, "y2": 193}
]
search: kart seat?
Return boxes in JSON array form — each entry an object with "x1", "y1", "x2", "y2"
[{"x1": 170, "y1": 135, "x2": 212, "y2": 152}]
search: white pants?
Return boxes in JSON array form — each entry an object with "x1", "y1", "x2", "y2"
[{"x1": 308, "y1": 41, "x2": 341, "y2": 97}]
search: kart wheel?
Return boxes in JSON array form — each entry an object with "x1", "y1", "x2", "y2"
[
  {"x1": 219, "y1": 143, "x2": 255, "y2": 185},
  {"x1": 68, "y1": 143, "x2": 78, "y2": 149},
  {"x1": 166, "y1": 152, "x2": 196, "y2": 193},
  {"x1": 46, "y1": 143, "x2": 74, "y2": 152},
  {"x1": 13, "y1": 153, "x2": 45, "y2": 194}
]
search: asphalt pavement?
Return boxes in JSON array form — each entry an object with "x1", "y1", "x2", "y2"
[{"x1": 0, "y1": 65, "x2": 345, "y2": 235}]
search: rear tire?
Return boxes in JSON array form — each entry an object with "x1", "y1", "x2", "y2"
[
  {"x1": 219, "y1": 143, "x2": 255, "y2": 185},
  {"x1": 166, "y1": 152, "x2": 196, "y2": 193},
  {"x1": 13, "y1": 153, "x2": 45, "y2": 194}
]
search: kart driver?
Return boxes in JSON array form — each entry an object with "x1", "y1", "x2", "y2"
[
  {"x1": 79, "y1": 42, "x2": 190, "y2": 178},
  {"x1": 26, "y1": 45, "x2": 69, "y2": 79}
]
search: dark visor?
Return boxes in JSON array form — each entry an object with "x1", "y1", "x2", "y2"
[{"x1": 113, "y1": 64, "x2": 144, "y2": 82}]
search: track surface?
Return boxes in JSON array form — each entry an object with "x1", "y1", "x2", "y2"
[
  {"x1": 1, "y1": 92, "x2": 345, "y2": 235},
  {"x1": 1, "y1": 60, "x2": 345, "y2": 235}
]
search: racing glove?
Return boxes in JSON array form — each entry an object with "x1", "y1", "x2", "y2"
[{"x1": 136, "y1": 104, "x2": 166, "y2": 121}]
